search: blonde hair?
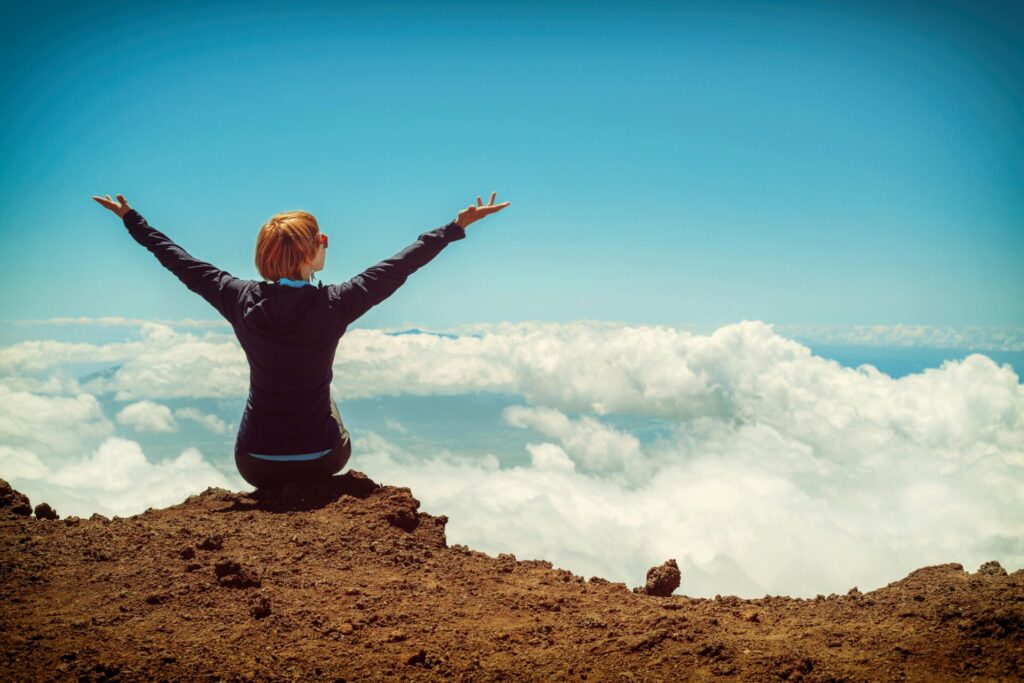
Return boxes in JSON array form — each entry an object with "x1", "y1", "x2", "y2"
[{"x1": 255, "y1": 211, "x2": 320, "y2": 282}]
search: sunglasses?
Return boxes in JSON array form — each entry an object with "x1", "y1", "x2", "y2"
[{"x1": 317, "y1": 233, "x2": 328, "y2": 249}]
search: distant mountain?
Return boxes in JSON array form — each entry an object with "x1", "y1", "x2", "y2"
[
  {"x1": 77, "y1": 364, "x2": 123, "y2": 384},
  {"x1": 386, "y1": 328, "x2": 460, "y2": 339}
]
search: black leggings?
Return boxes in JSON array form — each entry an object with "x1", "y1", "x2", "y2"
[{"x1": 234, "y1": 398, "x2": 352, "y2": 489}]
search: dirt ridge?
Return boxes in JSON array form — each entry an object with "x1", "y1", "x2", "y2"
[{"x1": 1, "y1": 474, "x2": 1021, "y2": 681}]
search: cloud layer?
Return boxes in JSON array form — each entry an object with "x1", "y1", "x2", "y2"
[{"x1": 1, "y1": 318, "x2": 1021, "y2": 597}]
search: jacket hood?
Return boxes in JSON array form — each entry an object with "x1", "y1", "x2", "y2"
[{"x1": 242, "y1": 281, "x2": 323, "y2": 335}]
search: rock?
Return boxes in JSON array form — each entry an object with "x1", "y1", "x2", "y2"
[
  {"x1": 977, "y1": 561, "x2": 1008, "y2": 577},
  {"x1": 178, "y1": 545, "x2": 196, "y2": 560},
  {"x1": 641, "y1": 559, "x2": 681, "y2": 597},
  {"x1": 33, "y1": 502, "x2": 59, "y2": 520},
  {"x1": 197, "y1": 534, "x2": 224, "y2": 551},
  {"x1": 214, "y1": 558, "x2": 261, "y2": 588},
  {"x1": 0, "y1": 479, "x2": 32, "y2": 516},
  {"x1": 89, "y1": 513, "x2": 109, "y2": 522},
  {"x1": 250, "y1": 594, "x2": 271, "y2": 619},
  {"x1": 382, "y1": 487, "x2": 421, "y2": 532},
  {"x1": 214, "y1": 558, "x2": 242, "y2": 578}
]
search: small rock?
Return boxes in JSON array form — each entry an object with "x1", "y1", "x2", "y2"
[
  {"x1": 641, "y1": 559, "x2": 681, "y2": 597},
  {"x1": 89, "y1": 513, "x2": 109, "y2": 522},
  {"x1": 977, "y1": 561, "x2": 1008, "y2": 577},
  {"x1": 215, "y1": 558, "x2": 261, "y2": 588},
  {"x1": 178, "y1": 546, "x2": 196, "y2": 560},
  {"x1": 197, "y1": 534, "x2": 224, "y2": 551},
  {"x1": 847, "y1": 587, "x2": 862, "y2": 597},
  {"x1": 34, "y1": 502, "x2": 59, "y2": 520},
  {"x1": 250, "y1": 595, "x2": 271, "y2": 620},
  {"x1": 215, "y1": 558, "x2": 242, "y2": 578},
  {"x1": 339, "y1": 623, "x2": 354, "y2": 635}
]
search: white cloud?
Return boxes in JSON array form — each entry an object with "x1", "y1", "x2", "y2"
[
  {"x1": 504, "y1": 405, "x2": 647, "y2": 480},
  {"x1": 79, "y1": 324, "x2": 248, "y2": 400},
  {"x1": 771, "y1": 323, "x2": 1024, "y2": 351},
  {"x1": 1, "y1": 316, "x2": 228, "y2": 329},
  {"x1": 0, "y1": 318, "x2": 1021, "y2": 598},
  {"x1": 116, "y1": 400, "x2": 178, "y2": 433},
  {"x1": 526, "y1": 442, "x2": 576, "y2": 472},
  {"x1": 174, "y1": 407, "x2": 228, "y2": 434},
  {"x1": 6, "y1": 436, "x2": 240, "y2": 518},
  {"x1": 0, "y1": 369, "x2": 83, "y2": 395},
  {"x1": 0, "y1": 446, "x2": 50, "y2": 480},
  {"x1": 0, "y1": 385, "x2": 115, "y2": 452}
]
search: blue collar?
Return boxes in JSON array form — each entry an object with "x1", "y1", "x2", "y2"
[{"x1": 277, "y1": 277, "x2": 314, "y2": 288}]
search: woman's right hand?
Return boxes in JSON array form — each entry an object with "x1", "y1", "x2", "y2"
[{"x1": 456, "y1": 191, "x2": 511, "y2": 230}]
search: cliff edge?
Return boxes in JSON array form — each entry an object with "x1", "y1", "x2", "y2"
[{"x1": 1, "y1": 475, "x2": 1021, "y2": 681}]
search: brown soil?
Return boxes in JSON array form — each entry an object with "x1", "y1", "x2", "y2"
[{"x1": 1, "y1": 474, "x2": 1021, "y2": 682}]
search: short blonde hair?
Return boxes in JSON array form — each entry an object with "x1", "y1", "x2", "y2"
[{"x1": 255, "y1": 211, "x2": 320, "y2": 281}]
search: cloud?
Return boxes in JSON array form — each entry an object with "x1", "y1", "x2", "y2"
[
  {"x1": 0, "y1": 368, "x2": 83, "y2": 395},
  {"x1": 771, "y1": 323, "x2": 1024, "y2": 351},
  {"x1": 116, "y1": 400, "x2": 178, "y2": 433},
  {"x1": 0, "y1": 385, "x2": 115, "y2": 452},
  {"x1": 174, "y1": 407, "x2": 228, "y2": 434},
  {"x1": 503, "y1": 405, "x2": 647, "y2": 480},
  {"x1": 3, "y1": 436, "x2": 240, "y2": 519},
  {"x1": 78, "y1": 323, "x2": 248, "y2": 400},
  {"x1": 0, "y1": 318, "x2": 1021, "y2": 598},
  {"x1": 0, "y1": 316, "x2": 228, "y2": 329}
]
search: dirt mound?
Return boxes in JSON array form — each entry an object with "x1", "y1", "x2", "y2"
[{"x1": 1, "y1": 474, "x2": 1021, "y2": 681}]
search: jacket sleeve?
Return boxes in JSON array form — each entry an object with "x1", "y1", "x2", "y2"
[
  {"x1": 122, "y1": 208, "x2": 248, "y2": 324},
  {"x1": 327, "y1": 221, "x2": 466, "y2": 329}
]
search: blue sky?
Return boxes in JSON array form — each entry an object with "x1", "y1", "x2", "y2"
[{"x1": 1, "y1": 0, "x2": 1021, "y2": 328}]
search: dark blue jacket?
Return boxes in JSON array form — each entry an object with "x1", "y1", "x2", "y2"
[{"x1": 121, "y1": 208, "x2": 466, "y2": 455}]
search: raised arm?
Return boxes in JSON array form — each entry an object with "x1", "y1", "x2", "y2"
[
  {"x1": 92, "y1": 194, "x2": 247, "y2": 324},
  {"x1": 326, "y1": 191, "x2": 511, "y2": 330},
  {"x1": 326, "y1": 220, "x2": 466, "y2": 330}
]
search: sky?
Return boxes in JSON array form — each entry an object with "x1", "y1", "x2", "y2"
[
  {"x1": 0, "y1": 0, "x2": 1021, "y2": 327},
  {"x1": 0, "y1": 0, "x2": 1022, "y2": 599}
]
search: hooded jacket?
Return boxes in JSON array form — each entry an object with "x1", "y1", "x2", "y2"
[{"x1": 121, "y1": 208, "x2": 466, "y2": 457}]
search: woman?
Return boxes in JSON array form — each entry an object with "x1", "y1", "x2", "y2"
[{"x1": 91, "y1": 192, "x2": 511, "y2": 490}]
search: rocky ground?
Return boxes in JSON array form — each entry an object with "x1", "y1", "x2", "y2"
[{"x1": 1, "y1": 475, "x2": 1021, "y2": 682}]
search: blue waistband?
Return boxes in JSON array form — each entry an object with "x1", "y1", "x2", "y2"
[{"x1": 246, "y1": 448, "x2": 333, "y2": 462}]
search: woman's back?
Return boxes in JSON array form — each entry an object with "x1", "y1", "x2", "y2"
[{"x1": 232, "y1": 280, "x2": 346, "y2": 456}]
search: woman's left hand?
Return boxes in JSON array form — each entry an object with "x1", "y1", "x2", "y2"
[{"x1": 92, "y1": 193, "x2": 133, "y2": 218}]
